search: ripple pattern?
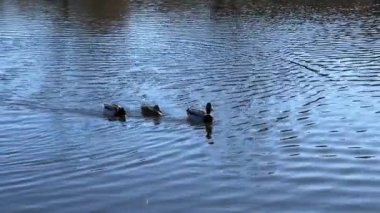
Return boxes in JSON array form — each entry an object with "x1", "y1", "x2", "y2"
[{"x1": 0, "y1": 0, "x2": 379, "y2": 212}]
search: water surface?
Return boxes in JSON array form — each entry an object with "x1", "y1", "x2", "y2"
[{"x1": 0, "y1": 0, "x2": 379, "y2": 212}]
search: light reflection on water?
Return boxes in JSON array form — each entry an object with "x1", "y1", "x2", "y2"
[{"x1": 0, "y1": 0, "x2": 379, "y2": 212}]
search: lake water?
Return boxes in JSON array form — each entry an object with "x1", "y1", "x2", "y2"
[{"x1": 0, "y1": 0, "x2": 379, "y2": 212}]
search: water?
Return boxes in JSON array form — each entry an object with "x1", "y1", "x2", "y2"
[{"x1": 0, "y1": 0, "x2": 379, "y2": 212}]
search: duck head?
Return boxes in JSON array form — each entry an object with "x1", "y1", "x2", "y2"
[
  {"x1": 115, "y1": 107, "x2": 126, "y2": 117},
  {"x1": 154, "y1": 105, "x2": 162, "y2": 113},
  {"x1": 206, "y1": 102, "x2": 213, "y2": 114}
]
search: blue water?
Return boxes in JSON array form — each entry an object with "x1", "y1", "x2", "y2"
[{"x1": 0, "y1": 0, "x2": 379, "y2": 212}]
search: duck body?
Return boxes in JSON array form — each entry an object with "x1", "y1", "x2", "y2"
[
  {"x1": 141, "y1": 105, "x2": 163, "y2": 117},
  {"x1": 103, "y1": 104, "x2": 127, "y2": 118},
  {"x1": 186, "y1": 102, "x2": 213, "y2": 124}
]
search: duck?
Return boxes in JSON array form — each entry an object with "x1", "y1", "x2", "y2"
[
  {"x1": 141, "y1": 104, "x2": 163, "y2": 117},
  {"x1": 103, "y1": 103, "x2": 127, "y2": 117},
  {"x1": 186, "y1": 102, "x2": 213, "y2": 124}
]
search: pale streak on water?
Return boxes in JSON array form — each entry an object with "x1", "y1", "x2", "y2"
[{"x1": 0, "y1": 0, "x2": 379, "y2": 212}]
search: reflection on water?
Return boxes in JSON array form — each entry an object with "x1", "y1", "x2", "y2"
[
  {"x1": 61, "y1": 0, "x2": 129, "y2": 31},
  {"x1": 1, "y1": 0, "x2": 380, "y2": 212}
]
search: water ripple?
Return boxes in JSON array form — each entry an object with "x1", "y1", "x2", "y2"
[{"x1": 0, "y1": 0, "x2": 379, "y2": 212}]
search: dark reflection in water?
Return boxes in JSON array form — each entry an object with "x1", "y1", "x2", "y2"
[
  {"x1": 205, "y1": 124, "x2": 213, "y2": 140},
  {"x1": 62, "y1": 0, "x2": 129, "y2": 29},
  {"x1": 0, "y1": 0, "x2": 380, "y2": 212},
  {"x1": 9, "y1": 0, "x2": 130, "y2": 32}
]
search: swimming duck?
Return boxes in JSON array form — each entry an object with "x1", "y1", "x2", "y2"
[
  {"x1": 141, "y1": 104, "x2": 163, "y2": 117},
  {"x1": 186, "y1": 102, "x2": 213, "y2": 124},
  {"x1": 103, "y1": 104, "x2": 127, "y2": 117}
]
